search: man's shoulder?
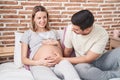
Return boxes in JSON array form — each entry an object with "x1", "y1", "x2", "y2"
[
  {"x1": 94, "y1": 23, "x2": 105, "y2": 29},
  {"x1": 93, "y1": 23, "x2": 108, "y2": 38},
  {"x1": 94, "y1": 23, "x2": 107, "y2": 32}
]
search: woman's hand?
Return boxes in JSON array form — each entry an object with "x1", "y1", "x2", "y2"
[
  {"x1": 35, "y1": 58, "x2": 56, "y2": 67},
  {"x1": 36, "y1": 53, "x2": 63, "y2": 67},
  {"x1": 45, "y1": 52, "x2": 63, "y2": 65}
]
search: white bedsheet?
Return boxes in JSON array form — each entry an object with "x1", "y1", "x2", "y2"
[
  {"x1": 0, "y1": 62, "x2": 34, "y2": 80},
  {"x1": 0, "y1": 62, "x2": 120, "y2": 80}
]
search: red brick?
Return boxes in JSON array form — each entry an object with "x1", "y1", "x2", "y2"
[
  {"x1": 44, "y1": 3, "x2": 62, "y2": 6},
  {"x1": 0, "y1": 23, "x2": 4, "y2": 26},
  {"x1": 82, "y1": 4, "x2": 98, "y2": 7},
  {"x1": 21, "y1": 1, "x2": 40, "y2": 6},
  {"x1": 50, "y1": 23, "x2": 68, "y2": 27},
  {"x1": 61, "y1": 11, "x2": 76, "y2": 15},
  {"x1": 112, "y1": 25, "x2": 120, "y2": 27},
  {"x1": 19, "y1": 11, "x2": 32, "y2": 14},
  {"x1": 102, "y1": 7, "x2": 116, "y2": 10},
  {"x1": 67, "y1": 7, "x2": 82, "y2": 11},
  {"x1": 0, "y1": 6, "x2": 23, "y2": 9},
  {"x1": 28, "y1": 0, "x2": 48, "y2": 1},
  {"x1": 88, "y1": 0, "x2": 103, "y2": 2},
  {"x1": 6, "y1": 24, "x2": 27, "y2": 27},
  {"x1": 0, "y1": 36, "x2": 14, "y2": 40},
  {"x1": 0, "y1": 1, "x2": 18, "y2": 5},
  {"x1": 0, "y1": 10, "x2": 16, "y2": 14},
  {"x1": 47, "y1": 7, "x2": 65, "y2": 11},
  {"x1": 2, "y1": 41, "x2": 14, "y2": 44},
  {"x1": 64, "y1": 3, "x2": 81, "y2": 6},
  {"x1": 98, "y1": 18, "x2": 112, "y2": 22},
  {"x1": 103, "y1": 15, "x2": 117, "y2": 18},
  {"x1": 48, "y1": 11, "x2": 60, "y2": 14},
  {"x1": 113, "y1": 11, "x2": 120, "y2": 14},
  {"x1": 19, "y1": 28, "x2": 29, "y2": 31},
  {"x1": 49, "y1": 19, "x2": 61, "y2": 22},
  {"x1": 85, "y1": 8, "x2": 100, "y2": 11},
  {"x1": 25, "y1": 6, "x2": 33, "y2": 10},
  {"x1": 97, "y1": 11, "x2": 112, "y2": 14},
  {"x1": 0, "y1": 28, "x2": 17, "y2": 31},
  {"x1": 70, "y1": 0, "x2": 85, "y2": 2},
  {"x1": 0, "y1": 20, "x2": 18, "y2": 23},
  {"x1": 49, "y1": 0, "x2": 68, "y2": 2},
  {"x1": 3, "y1": 32, "x2": 14, "y2": 35},
  {"x1": 105, "y1": 0, "x2": 119, "y2": 3},
  {"x1": 49, "y1": 15, "x2": 67, "y2": 19},
  {"x1": 99, "y1": 4, "x2": 114, "y2": 7},
  {"x1": 20, "y1": 20, "x2": 31, "y2": 23},
  {"x1": 114, "y1": 18, "x2": 120, "y2": 21},
  {"x1": 3, "y1": 15, "x2": 25, "y2": 18}
]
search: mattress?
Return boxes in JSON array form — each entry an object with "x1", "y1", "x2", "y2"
[{"x1": 0, "y1": 62, "x2": 34, "y2": 80}]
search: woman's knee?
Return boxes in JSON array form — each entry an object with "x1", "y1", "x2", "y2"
[{"x1": 59, "y1": 59, "x2": 71, "y2": 65}]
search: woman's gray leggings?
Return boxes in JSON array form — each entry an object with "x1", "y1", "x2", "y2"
[
  {"x1": 75, "y1": 47, "x2": 120, "y2": 80},
  {"x1": 30, "y1": 60, "x2": 81, "y2": 80}
]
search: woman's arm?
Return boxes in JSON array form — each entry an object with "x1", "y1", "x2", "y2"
[{"x1": 21, "y1": 42, "x2": 39, "y2": 66}]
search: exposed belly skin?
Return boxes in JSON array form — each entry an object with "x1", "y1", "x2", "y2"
[{"x1": 33, "y1": 45, "x2": 62, "y2": 60}]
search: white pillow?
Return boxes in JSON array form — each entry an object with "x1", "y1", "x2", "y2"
[
  {"x1": 57, "y1": 30, "x2": 64, "y2": 44},
  {"x1": 14, "y1": 32, "x2": 23, "y2": 68}
]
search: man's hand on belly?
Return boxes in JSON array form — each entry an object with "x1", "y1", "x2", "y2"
[{"x1": 45, "y1": 52, "x2": 63, "y2": 65}]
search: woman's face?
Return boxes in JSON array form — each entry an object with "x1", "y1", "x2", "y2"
[{"x1": 34, "y1": 11, "x2": 48, "y2": 29}]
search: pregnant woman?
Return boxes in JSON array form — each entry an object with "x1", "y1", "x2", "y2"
[{"x1": 20, "y1": 5, "x2": 81, "y2": 80}]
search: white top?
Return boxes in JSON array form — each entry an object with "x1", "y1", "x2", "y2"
[{"x1": 64, "y1": 24, "x2": 109, "y2": 57}]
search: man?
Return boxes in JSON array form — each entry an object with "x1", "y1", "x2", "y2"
[{"x1": 63, "y1": 10, "x2": 120, "y2": 80}]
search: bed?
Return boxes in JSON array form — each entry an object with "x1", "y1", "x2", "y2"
[{"x1": 0, "y1": 29, "x2": 120, "y2": 80}]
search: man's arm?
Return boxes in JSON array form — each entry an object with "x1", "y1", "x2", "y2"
[
  {"x1": 64, "y1": 47, "x2": 73, "y2": 57},
  {"x1": 63, "y1": 50, "x2": 100, "y2": 64}
]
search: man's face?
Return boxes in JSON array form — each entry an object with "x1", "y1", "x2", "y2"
[{"x1": 72, "y1": 25, "x2": 93, "y2": 35}]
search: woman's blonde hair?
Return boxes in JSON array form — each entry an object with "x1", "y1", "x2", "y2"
[{"x1": 31, "y1": 5, "x2": 49, "y2": 32}]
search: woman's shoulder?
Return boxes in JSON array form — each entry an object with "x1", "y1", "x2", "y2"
[
  {"x1": 24, "y1": 29, "x2": 33, "y2": 34},
  {"x1": 50, "y1": 29, "x2": 58, "y2": 34},
  {"x1": 23, "y1": 29, "x2": 34, "y2": 36}
]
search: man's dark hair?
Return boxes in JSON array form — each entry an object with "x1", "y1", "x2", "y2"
[{"x1": 71, "y1": 10, "x2": 94, "y2": 31}]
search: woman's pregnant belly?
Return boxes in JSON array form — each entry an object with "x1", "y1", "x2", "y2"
[{"x1": 33, "y1": 45, "x2": 62, "y2": 60}]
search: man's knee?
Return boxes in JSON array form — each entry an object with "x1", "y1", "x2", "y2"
[
  {"x1": 111, "y1": 47, "x2": 120, "y2": 54},
  {"x1": 75, "y1": 63, "x2": 91, "y2": 70},
  {"x1": 75, "y1": 63, "x2": 92, "y2": 76}
]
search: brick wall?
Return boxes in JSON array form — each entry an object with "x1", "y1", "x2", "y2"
[{"x1": 0, "y1": 0, "x2": 120, "y2": 48}]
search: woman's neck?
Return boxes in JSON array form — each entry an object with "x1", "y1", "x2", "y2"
[{"x1": 37, "y1": 27, "x2": 47, "y2": 32}]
